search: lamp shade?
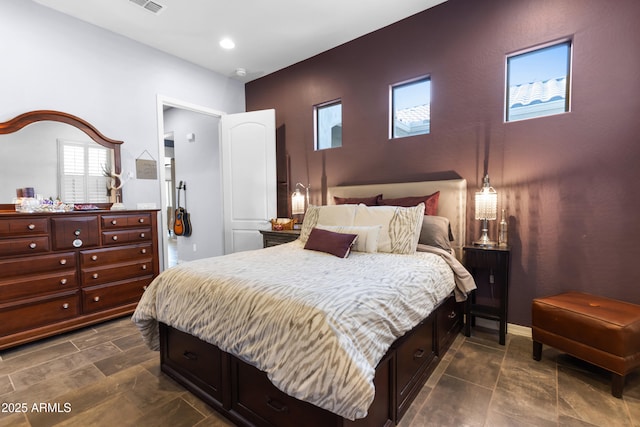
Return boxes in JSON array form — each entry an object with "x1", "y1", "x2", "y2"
[
  {"x1": 475, "y1": 176, "x2": 497, "y2": 220},
  {"x1": 292, "y1": 189, "x2": 306, "y2": 215}
]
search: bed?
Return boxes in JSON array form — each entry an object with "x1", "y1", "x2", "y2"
[{"x1": 133, "y1": 178, "x2": 474, "y2": 427}]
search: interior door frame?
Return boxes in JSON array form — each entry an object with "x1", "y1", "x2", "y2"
[{"x1": 156, "y1": 95, "x2": 226, "y2": 271}]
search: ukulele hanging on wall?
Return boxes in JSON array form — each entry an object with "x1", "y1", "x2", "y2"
[{"x1": 173, "y1": 181, "x2": 192, "y2": 237}]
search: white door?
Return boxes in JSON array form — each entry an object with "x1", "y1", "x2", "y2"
[{"x1": 221, "y1": 109, "x2": 276, "y2": 253}]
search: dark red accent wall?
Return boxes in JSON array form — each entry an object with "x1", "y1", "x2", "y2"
[{"x1": 246, "y1": 0, "x2": 640, "y2": 326}]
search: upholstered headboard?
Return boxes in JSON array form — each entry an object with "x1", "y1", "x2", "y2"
[{"x1": 327, "y1": 179, "x2": 467, "y2": 257}]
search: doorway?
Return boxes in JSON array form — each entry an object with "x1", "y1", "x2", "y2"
[{"x1": 156, "y1": 96, "x2": 225, "y2": 271}]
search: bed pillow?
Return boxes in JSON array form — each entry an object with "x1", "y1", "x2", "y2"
[
  {"x1": 315, "y1": 224, "x2": 382, "y2": 253},
  {"x1": 353, "y1": 203, "x2": 425, "y2": 254},
  {"x1": 379, "y1": 191, "x2": 440, "y2": 216},
  {"x1": 299, "y1": 204, "x2": 357, "y2": 243},
  {"x1": 418, "y1": 215, "x2": 453, "y2": 251},
  {"x1": 303, "y1": 228, "x2": 358, "y2": 258},
  {"x1": 333, "y1": 194, "x2": 382, "y2": 206}
]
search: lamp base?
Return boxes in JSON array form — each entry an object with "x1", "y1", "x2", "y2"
[{"x1": 473, "y1": 223, "x2": 496, "y2": 247}]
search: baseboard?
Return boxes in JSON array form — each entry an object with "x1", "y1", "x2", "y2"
[{"x1": 474, "y1": 318, "x2": 532, "y2": 338}]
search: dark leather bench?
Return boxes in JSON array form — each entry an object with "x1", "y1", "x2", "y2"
[{"x1": 532, "y1": 291, "x2": 640, "y2": 397}]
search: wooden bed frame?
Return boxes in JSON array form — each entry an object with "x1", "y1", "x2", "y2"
[{"x1": 158, "y1": 179, "x2": 467, "y2": 427}]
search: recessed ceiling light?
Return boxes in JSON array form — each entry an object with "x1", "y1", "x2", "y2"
[{"x1": 219, "y1": 38, "x2": 235, "y2": 50}]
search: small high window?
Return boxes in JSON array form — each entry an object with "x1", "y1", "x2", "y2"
[
  {"x1": 506, "y1": 40, "x2": 572, "y2": 122},
  {"x1": 391, "y1": 77, "x2": 431, "y2": 139},
  {"x1": 314, "y1": 100, "x2": 342, "y2": 150}
]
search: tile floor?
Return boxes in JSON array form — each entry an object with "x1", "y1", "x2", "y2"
[{"x1": 1, "y1": 318, "x2": 638, "y2": 427}]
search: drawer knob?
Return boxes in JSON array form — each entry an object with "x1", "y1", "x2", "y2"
[
  {"x1": 138, "y1": 218, "x2": 145, "y2": 223},
  {"x1": 111, "y1": 220, "x2": 117, "y2": 225},
  {"x1": 139, "y1": 233, "x2": 145, "y2": 238},
  {"x1": 92, "y1": 273, "x2": 99, "y2": 279},
  {"x1": 265, "y1": 397, "x2": 288, "y2": 413},
  {"x1": 448, "y1": 311, "x2": 457, "y2": 319},
  {"x1": 91, "y1": 255, "x2": 98, "y2": 261},
  {"x1": 28, "y1": 223, "x2": 36, "y2": 230},
  {"x1": 62, "y1": 303, "x2": 69, "y2": 309},
  {"x1": 59, "y1": 259, "x2": 67, "y2": 265},
  {"x1": 93, "y1": 296, "x2": 100, "y2": 302},
  {"x1": 413, "y1": 349, "x2": 425, "y2": 360},
  {"x1": 112, "y1": 235, "x2": 118, "y2": 241},
  {"x1": 141, "y1": 264, "x2": 147, "y2": 270},
  {"x1": 29, "y1": 242, "x2": 37, "y2": 249},
  {"x1": 141, "y1": 249, "x2": 147, "y2": 254},
  {"x1": 60, "y1": 278, "x2": 67, "y2": 285},
  {"x1": 183, "y1": 351, "x2": 198, "y2": 361},
  {"x1": 74, "y1": 229, "x2": 81, "y2": 236}
]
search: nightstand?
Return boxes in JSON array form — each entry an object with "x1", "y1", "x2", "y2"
[
  {"x1": 259, "y1": 229, "x2": 301, "y2": 248},
  {"x1": 463, "y1": 245, "x2": 511, "y2": 345}
]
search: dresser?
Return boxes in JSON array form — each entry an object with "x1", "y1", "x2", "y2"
[{"x1": 0, "y1": 209, "x2": 159, "y2": 350}]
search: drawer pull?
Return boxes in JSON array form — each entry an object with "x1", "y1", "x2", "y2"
[
  {"x1": 29, "y1": 242, "x2": 37, "y2": 249},
  {"x1": 265, "y1": 396, "x2": 288, "y2": 413},
  {"x1": 141, "y1": 249, "x2": 147, "y2": 254},
  {"x1": 62, "y1": 303, "x2": 70, "y2": 309},
  {"x1": 28, "y1": 223, "x2": 36, "y2": 230},
  {"x1": 139, "y1": 233, "x2": 145, "y2": 238},
  {"x1": 183, "y1": 351, "x2": 198, "y2": 361},
  {"x1": 138, "y1": 218, "x2": 145, "y2": 223},
  {"x1": 141, "y1": 264, "x2": 147, "y2": 270},
  {"x1": 112, "y1": 235, "x2": 118, "y2": 241},
  {"x1": 93, "y1": 296, "x2": 100, "y2": 302},
  {"x1": 413, "y1": 349, "x2": 425, "y2": 360},
  {"x1": 92, "y1": 273, "x2": 99, "y2": 279},
  {"x1": 448, "y1": 311, "x2": 457, "y2": 319},
  {"x1": 91, "y1": 255, "x2": 98, "y2": 261},
  {"x1": 111, "y1": 220, "x2": 117, "y2": 225},
  {"x1": 60, "y1": 278, "x2": 67, "y2": 285},
  {"x1": 59, "y1": 258, "x2": 67, "y2": 265}
]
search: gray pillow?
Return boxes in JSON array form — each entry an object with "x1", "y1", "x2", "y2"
[{"x1": 418, "y1": 216, "x2": 452, "y2": 251}]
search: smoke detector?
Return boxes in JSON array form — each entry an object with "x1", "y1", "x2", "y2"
[
  {"x1": 129, "y1": 0, "x2": 165, "y2": 14},
  {"x1": 235, "y1": 68, "x2": 247, "y2": 77}
]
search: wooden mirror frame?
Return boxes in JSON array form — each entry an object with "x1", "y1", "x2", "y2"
[{"x1": 0, "y1": 110, "x2": 123, "y2": 208}]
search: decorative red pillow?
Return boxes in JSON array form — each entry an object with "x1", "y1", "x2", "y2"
[
  {"x1": 333, "y1": 194, "x2": 382, "y2": 206},
  {"x1": 303, "y1": 228, "x2": 358, "y2": 258},
  {"x1": 379, "y1": 191, "x2": 440, "y2": 216}
]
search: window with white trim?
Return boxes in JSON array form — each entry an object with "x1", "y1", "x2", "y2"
[
  {"x1": 391, "y1": 77, "x2": 431, "y2": 139},
  {"x1": 314, "y1": 100, "x2": 342, "y2": 150},
  {"x1": 506, "y1": 40, "x2": 572, "y2": 122},
  {"x1": 57, "y1": 139, "x2": 112, "y2": 203}
]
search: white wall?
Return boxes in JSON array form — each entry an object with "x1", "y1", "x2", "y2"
[{"x1": 0, "y1": 0, "x2": 245, "y2": 210}]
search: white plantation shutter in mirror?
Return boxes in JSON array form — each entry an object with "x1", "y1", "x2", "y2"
[{"x1": 58, "y1": 140, "x2": 111, "y2": 203}]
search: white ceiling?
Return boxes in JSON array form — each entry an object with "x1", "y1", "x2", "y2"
[{"x1": 33, "y1": 0, "x2": 446, "y2": 83}]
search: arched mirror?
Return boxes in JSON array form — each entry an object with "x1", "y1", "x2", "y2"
[{"x1": 0, "y1": 110, "x2": 123, "y2": 207}]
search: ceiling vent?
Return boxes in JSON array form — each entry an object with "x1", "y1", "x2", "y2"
[{"x1": 129, "y1": 0, "x2": 165, "y2": 14}]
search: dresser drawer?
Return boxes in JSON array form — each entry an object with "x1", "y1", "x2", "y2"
[
  {"x1": 395, "y1": 317, "x2": 435, "y2": 412},
  {"x1": 0, "y1": 270, "x2": 77, "y2": 302},
  {"x1": 233, "y1": 359, "x2": 337, "y2": 427},
  {"x1": 81, "y1": 260, "x2": 153, "y2": 286},
  {"x1": 162, "y1": 324, "x2": 223, "y2": 401},
  {"x1": 82, "y1": 277, "x2": 152, "y2": 313},
  {"x1": 0, "y1": 291, "x2": 80, "y2": 336},
  {"x1": 80, "y1": 244, "x2": 153, "y2": 266},
  {"x1": 101, "y1": 228, "x2": 152, "y2": 246},
  {"x1": 101, "y1": 213, "x2": 152, "y2": 229},
  {"x1": 463, "y1": 248, "x2": 507, "y2": 269},
  {"x1": 0, "y1": 236, "x2": 50, "y2": 256},
  {"x1": 436, "y1": 295, "x2": 462, "y2": 355},
  {"x1": 51, "y1": 216, "x2": 100, "y2": 250},
  {"x1": 0, "y1": 252, "x2": 76, "y2": 278},
  {"x1": 0, "y1": 217, "x2": 49, "y2": 237}
]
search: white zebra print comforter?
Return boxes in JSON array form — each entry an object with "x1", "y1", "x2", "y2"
[{"x1": 132, "y1": 240, "x2": 457, "y2": 420}]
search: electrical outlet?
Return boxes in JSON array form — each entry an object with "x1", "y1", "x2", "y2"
[{"x1": 192, "y1": 243, "x2": 197, "y2": 252}]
